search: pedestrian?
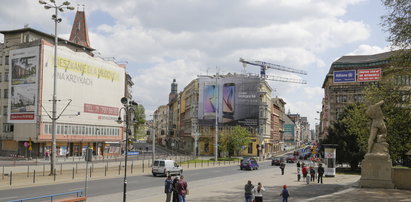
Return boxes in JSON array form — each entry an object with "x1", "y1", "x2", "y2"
[
  {"x1": 317, "y1": 163, "x2": 324, "y2": 184},
  {"x1": 297, "y1": 167, "x2": 301, "y2": 181},
  {"x1": 244, "y1": 180, "x2": 254, "y2": 202},
  {"x1": 252, "y1": 182, "x2": 265, "y2": 202},
  {"x1": 280, "y1": 184, "x2": 290, "y2": 202},
  {"x1": 177, "y1": 175, "x2": 188, "y2": 202},
  {"x1": 165, "y1": 175, "x2": 173, "y2": 202},
  {"x1": 310, "y1": 166, "x2": 315, "y2": 182},
  {"x1": 172, "y1": 176, "x2": 179, "y2": 202},
  {"x1": 280, "y1": 162, "x2": 285, "y2": 175},
  {"x1": 302, "y1": 165, "x2": 309, "y2": 184},
  {"x1": 45, "y1": 151, "x2": 49, "y2": 161},
  {"x1": 296, "y1": 161, "x2": 301, "y2": 169}
]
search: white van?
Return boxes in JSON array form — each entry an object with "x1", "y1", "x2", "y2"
[{"x1": 152, "y1": 159, "x2": 183, "y2": 176}]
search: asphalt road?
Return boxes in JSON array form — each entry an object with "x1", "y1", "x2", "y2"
[{"x1": 0, "y1": 160, "x2": 272, "y2": 201}]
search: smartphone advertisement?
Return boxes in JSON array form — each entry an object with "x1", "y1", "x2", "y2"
[{"x1": 198, "y1": 76, "x2": 259, "y2": 126}]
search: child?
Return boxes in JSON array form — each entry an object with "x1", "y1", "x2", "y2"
[{"x1": 280, "y1": 185, "x2": 290, "y2": 202}]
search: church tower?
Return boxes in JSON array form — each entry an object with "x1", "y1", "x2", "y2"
[{"x1": 69, "y1": 7, "x2": 91, "y2": 48}]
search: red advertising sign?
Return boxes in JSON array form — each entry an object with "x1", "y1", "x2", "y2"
[
  {"x1": 84, "y1": 103, "x2": 118, "y2": 116},
  {"x1": 357, "y1": 68, "x2": 381, "y2": 82},
  {"x1": 10, "y1": 114, "x2": 35, "y2": 120}
]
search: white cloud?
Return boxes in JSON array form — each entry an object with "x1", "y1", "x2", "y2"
[{"x1": 347, "y1": 44, "x2": 391, "y2": 55}]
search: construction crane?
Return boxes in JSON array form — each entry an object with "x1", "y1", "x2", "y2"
[{"x1": 239, "y1": 58, "x2": 307, "y2": 84}]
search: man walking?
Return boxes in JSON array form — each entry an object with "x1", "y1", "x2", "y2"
[
  {"x1": 317, "y1": 163, "x2": 324, "y2": 184},
  {"x1": 177, "y1": 175, "x2": 188, "y2": 202},
  {"x1": 165, "y1": 175, "x2": 173, "y2": 202},
  {"x1": 244, "y1": 180, "x2": 254, "y2": 202},
  {"x1": 280, "y1": 162, "x2": 286, "y2": 175}
]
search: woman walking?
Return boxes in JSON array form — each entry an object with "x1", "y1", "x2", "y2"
[{"x1": 252, "y1": 182, "x2": 265, "y2": 202}]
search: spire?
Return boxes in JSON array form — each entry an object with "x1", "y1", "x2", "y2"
[{"x1": 69, "y1": 8, "x2": 91, "y2": 48}]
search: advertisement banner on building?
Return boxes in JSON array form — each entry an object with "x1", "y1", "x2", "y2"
[
  {"x1": 8, "y1": 46, "x2": 39, "y2": 123},
  {"x1": 357, "y1": 68, "x2": 381, "y2": 82},
  {"x1": 41, "y1": 44, "x2": 125, "y2": 126},
  {"x1": 333, "y1": 70, "x2": 356, "y2": 83},
  {"x1": 198, "y1": 76, "x2": 260, "y2": 126}
]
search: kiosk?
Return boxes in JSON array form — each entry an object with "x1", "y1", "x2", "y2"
[{"x1": 323, "y1": 144, "x2": 337, "y2": 177}]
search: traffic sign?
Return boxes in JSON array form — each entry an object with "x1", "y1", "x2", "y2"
[{"x1": 127, "y1": 151, "x2": 139, "y2": 155}]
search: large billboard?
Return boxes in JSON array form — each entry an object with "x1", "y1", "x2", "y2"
[
  {"x1": 357, "y1": 68, "x2": 381, "y2": 82},
  {"x1": 41, "y1": 44, "x2": 125, "y2": 126},
  {"x1": 8, "y1": 46, "x2": 39, "y2": 123},
  {"x1": 333, "y1": 70, "x2": 356, "y2": 83},
  {"x1": 198, "y1": 76, "x2": 260, "y2": 126}
]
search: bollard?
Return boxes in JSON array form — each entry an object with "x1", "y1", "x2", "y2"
[
  {"x1": 195, "y1": 160, "x2": 196, "y2": 168},
  {"x1": 219, "y1": 160, "x2": 220, "y2": 166},
  {"x1": 208, "y1": 160, "x2": 209, "y2": 167},
  {"x1": 92, "y1": 163, "x2": 94, "y2": 173},
  {"x1": 2, "y1": 165, "x2": 4, "y2": 180},
  {"x1": 142, "y1": 160, "x2": 145, "y2": 173},
  {"x1": 131, "y1": 162, "x2": 134, "y2": 174},
  {"x1": 106, "y1": 161, "x2": 108, "y2": 170},
  {"x1": 72, "y1": 168, "x2": 75, "y2": 179},
  {"x1": 118, "y1": 164, "x2": 121, "y2": 175},
  {"x1": 10, "y1": 171, "x2": 12, "y2": 185},
  {"x1": 54, "y1": 169, "x2": 56, "y2": 181},
  {"x1": 202, "y1": 160, "x2": 203, "y2": 167},
  {"x1": 89, "y1": 167, "x2": 92, "y2": 178},
  {"x1": 43, "y1": 164, "x2": 45, "y2": 176},
  {"x1": 76, "y1": 163, "x2": 78, "y2": 174},
  {"x1": 27, "y1": 165, "x2": 30, "y2": 178},
  {"x1": 33, "y1": 170, "x2": 36, "y2": 183},
  {"x1": 105, "y1": 165, "x2": 107, "y2": 176},
  {"x1": 60, "y1": 164, "x2": 63, "y2": 175}
]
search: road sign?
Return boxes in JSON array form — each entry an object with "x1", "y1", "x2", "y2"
[
  {"x1": 127, "y1": 151, "x2": 139, "y2": 155},
  {"x1": 333, "y1": 70, "x2": 356, "y2": 83}
]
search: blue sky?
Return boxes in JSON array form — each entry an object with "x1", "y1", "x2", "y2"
[{"x1": 0, "y1": 0, "x2": 391, "y2": 128}]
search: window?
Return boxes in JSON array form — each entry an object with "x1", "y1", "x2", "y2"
[
  {"x1": 4, "y1": 89, "x2": 8, "y2": 98},
  {"x1": 4, "y1": 72, "x2": 8, "y2": 82},
  {"x1": 0, "y1": 73, "x2": 2, "y2": 82},
  {"x1": 5, "y1": 56, "x2": 9, "y2": 65},
  {"x1": 3, "y1": 123, "x2": 14, "y2": 132},
  {"x1": 3, "y1": 105, "x2": 7, "y2": 116}
]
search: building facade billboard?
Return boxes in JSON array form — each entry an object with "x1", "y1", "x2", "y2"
[
  {"x1": 8, "y1": 46, "x2": 39, "y2": 123},
  {"x1": 41, "y1": 44, "x2": 125, "y2": 127},
  {"x1": 198, "y1": 76, "x2": 260, "y2": 126},
  {"x1": 357, "y1": 68, "x2": 381, "y2": 82},
  {"x1": 333, "y1": 70, "x2": 356, "y2": 83}
]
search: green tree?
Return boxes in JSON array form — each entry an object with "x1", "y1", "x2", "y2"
[
  {"x1": 219, "y1": 126, "x2": 251, "y2": 157},
  {"x1": 322, "y1": 103, "x2": 369, "y2": 170},
  {"x1": 381, "y1": 0, "x2": 411, "y2": 50},
  {"x1": 133, "y1": 104, "x2": 146, "y2": 140},
  {"x1": 364, "y1": 69, "x2": 411, "y2": 164}
]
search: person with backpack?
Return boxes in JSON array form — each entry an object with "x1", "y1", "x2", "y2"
[
  {"x1": 252, "y1": 182, "x2": 265, "y2": 202},
  {"x1": 280, "y1": 184, "x2": 290, "y2": 202},
  {"x1": 317, "y1": 163, "x2": 325, "y2": 184},
  {"x1": 302, "y1": 165, "x2": 309, "y2": 184},
  {"x1": 310, "y1": 166, "x2": 316, "y2": 182},
  {"x1": 165, "y1": 175, "x2": 173, "y2": 202},
  {"x1": 244, "y1": 180, "x2": 254, "y2": 202}
]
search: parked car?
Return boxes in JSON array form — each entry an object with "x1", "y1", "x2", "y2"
[
  {"x1": 152, "y1": 159, "x2": 183, "y2": 176},
  {"x1": 286, "y1": 155, "x2": 297, "y2": 163},
  {"x1": 271, "y1": 157, "x2": 284, "y2": 166},
  {"x1": 240, "y1": 159, "x2": 259, "y2": 170}
]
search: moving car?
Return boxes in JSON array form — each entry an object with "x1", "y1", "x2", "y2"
[
  {"x1": 240, "y1": 158, "x2": 259, "y2": 170},
  {"x1": 271, "y1": 157, "x2": 284, "y2": 166},
  {"x1": 286, "y1": 155, "x2": 297, "y2": 163},
  {"x1": 152, "y1": 159, "x2": 183, "y2": 176}
]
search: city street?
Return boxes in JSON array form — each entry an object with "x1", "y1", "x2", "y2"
[{"x1": 0, "y1": 160, "x2": 362, "y2": 201}]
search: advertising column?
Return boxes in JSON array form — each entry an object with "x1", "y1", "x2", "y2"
[{"x1": 323, "y1": 144, "x2": 337, "y2": 177}]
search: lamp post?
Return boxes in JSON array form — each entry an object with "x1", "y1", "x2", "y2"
[
  {"x1": 117, "y1": 97, "x2": 137, "y2": 202},
  {"x1": 150, "y1": 114, "x2": 157, "y2": 166},
  {"x1": 39, "y1": 0, "x2": 74, "y2": 175}
]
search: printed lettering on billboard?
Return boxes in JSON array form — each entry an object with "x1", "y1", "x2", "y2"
[
  {"x1": 333, "y1": 70, "x2": 356, "y2": 83},
  {"x1": 357, "y1": 68, "x2": 381, "y2": 82}
]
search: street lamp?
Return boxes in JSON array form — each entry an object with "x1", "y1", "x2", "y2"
[
  {"x1": 117, "y1": 97, "x2": 138, "y2": 202},
  {"x1": 150, "y1": 114, "x2": 157, "y2": 166},
  {"x1": 39, "y1": 0, "x2": 74, "y2": 175}
]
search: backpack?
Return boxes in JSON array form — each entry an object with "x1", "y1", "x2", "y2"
[{"x1": 281, "y1": 189, "x2": 289, "y2": 198}]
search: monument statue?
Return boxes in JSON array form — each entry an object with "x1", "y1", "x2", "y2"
[
  {"x1": 365, "y1": 100, "x2": 389, "y2": 155},
  {"x1": 360, "y1": 100, "x2": 394, "y2": 188}
]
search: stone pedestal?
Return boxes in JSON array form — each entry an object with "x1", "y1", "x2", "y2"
[{"x1": 360, "y1": 152, "x2": 394, "y2": 188}]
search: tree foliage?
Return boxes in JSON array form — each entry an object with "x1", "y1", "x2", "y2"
[
  {"x1": 364, "y1": 68, "x2": 411, "y2": 164},
  {"x1": 133, "y1": 104, "x2": 146, "y2": 140},
  {"x1": 381, "y1": 0, "x2": 411, "y2": 50},
  {"x1": 322, "y1": 103, "x2": 369, "y2": 170},
  {"x1": 219, "y1": 126, "x2": 251, "y2": 157}
]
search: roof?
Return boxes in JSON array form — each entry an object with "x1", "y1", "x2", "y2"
[{"x1": 0, "y1": 27, "x2": 94, "y2": 51}]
